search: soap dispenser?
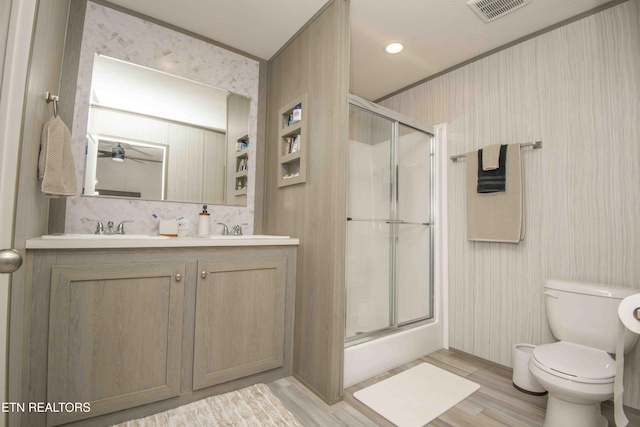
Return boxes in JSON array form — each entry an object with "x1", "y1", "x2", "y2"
[{"x1": 198, "y1": 205, "x2": 210, "y2": 236}]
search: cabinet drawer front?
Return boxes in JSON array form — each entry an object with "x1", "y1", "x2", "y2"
[
  {"x1": 47, "y1": 262, "x2": 185, "y2": 426},
  {"x1": 193, "y1": 258, "x2": 287, "y2": 390}
]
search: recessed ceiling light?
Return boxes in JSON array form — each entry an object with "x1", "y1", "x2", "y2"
[{"x1": 385, "y1": 42, "x2": 404, "y2": 54}]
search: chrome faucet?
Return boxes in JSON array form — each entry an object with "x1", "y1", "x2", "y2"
[
  {"x1": 116, "y1": 220, "x2": 134, "y2": 235},
  {"x1": 82, "y1": 217, "x2": 104, "y2": 234},
  {"x1": 82, "y1": 218, "x2": 134, "y2": 235},
  {"x1": 217, "y1": 223, "x2": 230, "y2": 235}
]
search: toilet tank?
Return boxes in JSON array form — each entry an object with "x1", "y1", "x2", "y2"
[{"x1": 544, "y1": 279, "x2": 639, "y2": 354}]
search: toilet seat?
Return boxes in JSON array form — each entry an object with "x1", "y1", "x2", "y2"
[{"x1": 531, "y1": 341, "x2": 615, "y2": 384}]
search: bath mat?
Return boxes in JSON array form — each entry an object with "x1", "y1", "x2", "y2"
[
  {"x1": 354, "y1": 363, "x2": 480, "y2": 427},
  {"x1": 112, "y1": 383, "x2": 303, "y2": 427}
]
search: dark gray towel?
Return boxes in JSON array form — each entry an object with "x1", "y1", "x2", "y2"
[{"x1": 477, "y1": 144, "x2": 507, "y2": 193}]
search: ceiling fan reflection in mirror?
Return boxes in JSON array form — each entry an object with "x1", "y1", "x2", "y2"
[{"x1": 97, "y1": 142, "x2": 163, "y2": 164}]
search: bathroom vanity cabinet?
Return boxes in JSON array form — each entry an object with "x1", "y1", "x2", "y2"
[
  {"x1": 47, "y1": 261, "x2": 186, "y2": 426},
  {"x1": 192, "y1": 257, "x2": 287, "y2": 390},
  {"x1": 16, "y1": 239, "x2": 297, "y2": 427}
]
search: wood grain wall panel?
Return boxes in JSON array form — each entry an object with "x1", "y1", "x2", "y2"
[
  {"x1": 49, "y1": 0, "x2": 87, "y2": 233},
  {"x1": 264, "y1": 0, "x2": 349, "y2": 405},
  {"x1": 380, "y1": 0, "x2": 640, "y2": 409},
  {"x1": 254, "y1": 62, "x2": 268, "y2": 234},
  {"x1": 166, "y1": 123, "x2": 205, "y2": 201},
  {"x1": 202, "y1": 130, "x2": 226, "y2": 204}
]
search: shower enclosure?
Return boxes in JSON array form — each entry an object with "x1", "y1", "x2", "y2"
[{"x1": 345, "y1": 95, "x2": 434, "y2": 345}]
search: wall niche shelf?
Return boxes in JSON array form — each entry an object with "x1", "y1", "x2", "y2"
[
  {"x1": 235, "y1": 135, "x2": 249, "y2": 196},
  {"x1": 277, "y1": 93, "x2": 308, "y2": 188}
]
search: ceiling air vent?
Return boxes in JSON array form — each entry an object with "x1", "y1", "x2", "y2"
[{"x1": 467, "y1": 0, "x2": 533, "y2": 23}]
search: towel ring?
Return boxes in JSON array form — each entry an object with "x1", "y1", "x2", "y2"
[{"x1": 45, "y1": 91, "x2": 59, "y2": 117}]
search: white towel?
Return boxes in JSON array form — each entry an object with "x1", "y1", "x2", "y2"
[
  {"x1": 482, "y1": 144, "x2": 502, "y2": 171},
  {"x1": 38, "y1": 116, "x2": 77, "y2": 197}
]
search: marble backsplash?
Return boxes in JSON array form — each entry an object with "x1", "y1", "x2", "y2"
[{"x1": 64, "y1": 2, "x2": 259, "y2": 235}]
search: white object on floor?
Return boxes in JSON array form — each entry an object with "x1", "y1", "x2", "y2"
[
  {"x1": 512, "y1": 343, "x2": 546, "y2": 394},
  {"x1": 353, "y1": 362, "x2": 480, "y2": 427}
]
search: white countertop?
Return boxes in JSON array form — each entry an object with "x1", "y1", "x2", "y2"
[{"x1": 26, "y1": 235, "x2": 299, "y2": 250}]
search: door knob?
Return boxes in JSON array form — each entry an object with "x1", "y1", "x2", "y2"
[
  {"x1": 175, "y1": 273, "x2": 182, "y2": 281},
  {"x1": 201, "y1": 271, "x2": 207, "y2": 278},
  {"x1": 0, "y1": 249, "x2": 23, "y2": 274}
]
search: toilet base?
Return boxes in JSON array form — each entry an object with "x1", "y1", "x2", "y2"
[{"x1": 543, "y1": 395, "x2": 607, "y2": 427}]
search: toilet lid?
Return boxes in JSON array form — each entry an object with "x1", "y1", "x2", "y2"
[{"x1": 532, "y1": 341, "x2": 615, "y2": 383}]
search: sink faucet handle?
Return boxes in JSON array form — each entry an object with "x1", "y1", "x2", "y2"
[
  {"x1": 116, "y1": 220, "x2": 134, "y2": 235},
  {"x1": 217, "y1": 223, "x2": 230, "y2": 235},
  {"x1": 231, "y1": 224, "x2": 246, "y2": 236},
  {"x1": 82, "y1": 217, "x2": 104, "y2": 234}
]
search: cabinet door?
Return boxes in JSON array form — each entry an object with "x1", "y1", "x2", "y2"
[
  {"x1": 47, "y1": 262, "x2": 185, "y2": 426},
  {"x1": 193, "y1": 257, "x2": 286, "y2": 390}
]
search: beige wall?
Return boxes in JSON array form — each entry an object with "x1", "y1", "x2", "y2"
[
  {"x1": 380, "y1": 0, "x2": 640, "y2": 409},
  {"x1": 264, "y1": 0, "x2": 350, "y2": 405}
]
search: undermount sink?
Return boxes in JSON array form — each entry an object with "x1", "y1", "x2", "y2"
[
  {"x1": 41, "y1": 234, "x2": 170, "y2": 240},
  {"x1": 209, "y1": 235, "x2": 290, "y2": 239}
]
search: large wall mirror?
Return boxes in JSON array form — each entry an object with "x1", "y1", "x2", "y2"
[{"x1": 82, "y1": 54, "x2": 250, "y2": 206}]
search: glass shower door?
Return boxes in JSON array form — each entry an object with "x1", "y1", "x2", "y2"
[
  {"x1": 346, "y1": 104, "x2": 434, "y2": 343},
  {"x1": 345, "y1": 106, "x2": 394, "y2": 339},
  {"x1": 396, "y1": 124, "x2": 432, "y2": 324}
]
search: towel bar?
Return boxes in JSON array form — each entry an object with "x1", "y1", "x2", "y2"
[{"x1": 451, "y1": 141, "x2": 542, "y2": 162}]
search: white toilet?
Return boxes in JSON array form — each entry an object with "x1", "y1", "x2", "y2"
[{"x1": 529, "y1": 279, "x2": 639, "y2": 427}]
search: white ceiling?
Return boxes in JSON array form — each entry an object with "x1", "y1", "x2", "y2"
[
  {"x1": 104, "y1": 0, "x2": 328, "y2": 60},
  {"x1": 350, "y1": 0, "x2": 611, "y2": 100},
  {"x1": 105, "y1": 0, "x2": 614, "y2": 101}
]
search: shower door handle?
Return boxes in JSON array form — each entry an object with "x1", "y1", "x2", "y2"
[
  {"x1": 396, "y1": 165, "x2": 399, "y2": 202},
  {"x1": 347, "y1": 218, "x2": 403, "y2": 223}
]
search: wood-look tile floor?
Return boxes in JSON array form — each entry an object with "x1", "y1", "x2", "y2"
[{"x1": 269, "y1": 348, "x2": 640, "y2": 427}]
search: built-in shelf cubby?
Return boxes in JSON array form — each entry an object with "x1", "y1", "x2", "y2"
[
  {"x1": 277, "y1": 93, "x2": 308, "y2": 187},
  {"x1": 235, "y1": 135, "x2": 249, "y2": 196}
]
